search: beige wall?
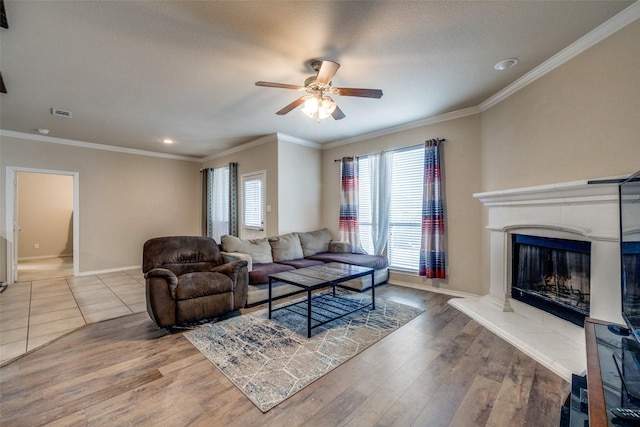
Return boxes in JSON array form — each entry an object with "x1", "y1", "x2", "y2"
[
  {"x1": 321, "y1": 115, "x2": 483, "y2": 295},
  {"x1": 481, "y1": 20, "x2": 640, "y2": 191},
  {"x1": 277, "y1": 140, "x2": 322, "y2": 234},
  {"x1": 0, "y1": 136, "x2": 201, "y2": 280},
  {"x1": 204, "y1": 134, "x2": 322, "y2": 238},
  {"x1": 17, "y1": 172, "x2": 73, "y2": 259},
  {"x1": 478, "y1": 20, "x2": 640, "y2": 294},
  {"x1": 204, "y1": 136, "x2": 279, "y2": 237}
]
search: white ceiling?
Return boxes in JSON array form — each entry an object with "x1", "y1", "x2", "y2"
[{"x1": 0, "y1": 1, "x2": 635, "y2": 159}]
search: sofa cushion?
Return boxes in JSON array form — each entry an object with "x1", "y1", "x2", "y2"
[
  {"x1": 297, "y1": 228, "x2": 333, "y2": 257},
  {"x1": 306, "y1": 252, "x2": 389, "y2": 270},
  {"x1": 248, "y1": 262, "x2": 296, "y2": 286},
  {"x1": 276, "y1": 258, "x2": 325, "y2": 269},
  {"x1": 269, "y1": 233, "x2": 304, "y2": 262},
  {"x1": 221, "y1": 235, "x2": 273, "y2": 264},
  {"x1": 175, "y1": 272, "x2": 233, "y2": 300}
]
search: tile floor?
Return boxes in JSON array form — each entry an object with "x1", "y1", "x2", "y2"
[{"x1": 0, "y1": 257, "x2": 146, "y2": 365}]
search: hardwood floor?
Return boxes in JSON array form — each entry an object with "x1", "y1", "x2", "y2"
[{"x1": 0, "y1": 285, "x2": 569, "y2": 426}]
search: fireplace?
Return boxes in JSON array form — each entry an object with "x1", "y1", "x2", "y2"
[
  {"x1": 511, "y1": 234, "x2": 591, "y2": 326},
  {"x1": 471, "y1": 178, "x2": 621, "y2": 325},
  {"x1": 447, "y1": 178, "x2": 622, "y2": 380}
]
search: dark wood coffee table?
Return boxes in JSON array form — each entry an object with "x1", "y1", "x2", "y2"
[{"x1": 268, "y1": 262, "x2": 375, "y2": 338}]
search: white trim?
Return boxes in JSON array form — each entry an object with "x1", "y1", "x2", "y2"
[
  {"x1": 202, "y1": 134, "x2": 278, "y2": 162},
  {"x1": 77, "y1": 265, "x2": 141, "y2": 276},
  {"x1": 326, "y1": 2, "x2": 640, "y2": 149},
  {"x1": 473, "y1": 177, "x2": 622, "y2": 206},
  {"x1": 479, "y1": 1, "x2": 640, "y2": 111},
  {"x1": 17, "y1": 254, "x2": 73, "y2": 261},
  {"x1": 0, "y1": 130, "x2": 202, "y2": 163},
  {"x1": 323, "y1": 106, "x2": 481, "y2": 149},
  {"x1": 202, "y1": 132, "x2": 319, "y2": 162},
  {"x1": 388, "y1": 278, "x2": 478, "y2": 299},
  {"x1": 276, "y1": 132, "x2": 321, "y2": 149},
  {"x1": 5, "y1": 167, "x2": 80, "y2": 284}
]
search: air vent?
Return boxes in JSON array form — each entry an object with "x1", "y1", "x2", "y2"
[{"x1": 51, "y1": 108, "x2": 72, "y2": 118}]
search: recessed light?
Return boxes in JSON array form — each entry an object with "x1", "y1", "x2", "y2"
[
  {"x1": 162, "y1": 138, "x2": 174, "y2": 144},
  {"x1": 494, "y1": 58, "x2": 519, "y2": 71},
  {"x1": 37, "y1": 128, "x2": 50, "y2": 135}
]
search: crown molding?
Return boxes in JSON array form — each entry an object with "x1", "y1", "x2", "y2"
[
  {"x1": 202, "y1": 132, "x2": 319, "y2": 161},
  {"x1": 326, "y1": 2, "x2": 640, "y2": 148},
  {"x1": 276, "y1": 132, "x2": 321, "y2": 149},
  {"x1": 479, "y1": 1, "x2": 640, "y2": 111},
  {"x1": 201, "y1": 133, "x2": 278, "y2": 161},
  {"x1": 0, "y1": 129, "x2": 202, "y2": 162},
  {"x1": 323, "y1": 106, "x2": 481, "y2": 150},
  {"x1": 3, "y1": 3, "x2": 637, "y2": 158}
]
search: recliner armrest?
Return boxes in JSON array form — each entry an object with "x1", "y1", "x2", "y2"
[
  {"x1": 145, "y1": 268, "x2": 178, "y2": 299},
  {"x1": 212, "y1": 260, "x2": 248, "y2": 282},
  {"x1": 221, "y1": 251, "x2": 253, "y2": 271},
  {"x1": 329, "y1": 241, "x2": 351, "y2": 253}
]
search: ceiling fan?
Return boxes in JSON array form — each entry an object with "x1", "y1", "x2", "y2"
[{"x1": 255, "y1": 60, "x2": 383, "y2": 122}]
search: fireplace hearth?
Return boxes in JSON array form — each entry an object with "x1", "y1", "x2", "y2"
[{"x1": 511, "y1": 234, "x2": 591, "y2": 326}]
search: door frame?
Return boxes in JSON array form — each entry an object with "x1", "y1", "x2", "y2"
[{"x1": 5, "y1": 167, "x2": 80, "y2": 284}]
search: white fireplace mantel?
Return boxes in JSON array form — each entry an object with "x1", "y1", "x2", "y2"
[
  {"x1": 449, "y1": 177, "x2": 624, "y2": 380},
  {"x1": 473, "y1": 178, "x2": 622, "y2": 207},
  {"x1": 474, "y1": 177, "x2": 621, "y2": 321}
]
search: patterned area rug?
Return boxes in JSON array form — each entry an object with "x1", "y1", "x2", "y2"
[{"x1": 184, "y1": 290, "x2": 424, "y2": 412}]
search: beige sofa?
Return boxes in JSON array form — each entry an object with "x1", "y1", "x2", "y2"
[{"x1": 220, "y1": 229, "x2": 389, "y2": 307}]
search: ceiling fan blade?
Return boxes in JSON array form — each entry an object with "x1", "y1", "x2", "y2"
[
  {"x1": 255, "y1": 81, "x2": 304, "y2": 90},
  {"x1": 315, "y1": 60, "x2": 340, "y2": 85},
  {"x1": 276, "y1": 97, "x2": 305, "y2": 115},
  {"x1": 331, "y1": 105, "x2": 345, "y2": 120},
  {"x1": 333, "y1": 87, "x2": 383, "y2": 98}
]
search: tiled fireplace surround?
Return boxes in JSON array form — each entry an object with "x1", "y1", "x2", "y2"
[{"x1": 449, "y1": 178, "x2": 622, "y2": 381}]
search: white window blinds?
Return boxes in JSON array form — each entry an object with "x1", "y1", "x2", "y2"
[
  {"x1": 243, "y1": 177, "x2": 263, "y2": 229},
  {"x1": 387, "y1": 147, "x2": 424, "y2": 271},
  {"x1": 357, "y1": 145, "x2": 424, "y2": 271}
]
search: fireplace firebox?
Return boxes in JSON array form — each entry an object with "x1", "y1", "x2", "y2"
[{"x1": 511, "y1": 234, "x2": 591, "y2": 326}]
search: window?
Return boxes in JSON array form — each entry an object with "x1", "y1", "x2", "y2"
[
  {"x1": 358, "y1": 145, "x2": 424, "y2": 271},
  {"x1": 241, "y1": 171, "x2": 266, "y2": 238},
  {"x1": 358, "y1": 157, "x2": 374, "y2": 254},
  {"x1": 211, "y1": 166, "x2": 229, "y2": 241}
]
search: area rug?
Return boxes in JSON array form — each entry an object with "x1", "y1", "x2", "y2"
[{"x1": 183, "y1": 290, "x2": 424, "y2": 412}]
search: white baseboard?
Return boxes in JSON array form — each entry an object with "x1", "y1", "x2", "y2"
[
  {"x1": 77, "y1": 265, "x2": 141, "y2": 276},
  {"x1": 388, "y1": 279, "x2": 478, "y2": 299},
  {"x1": 18, "y1": 254, "x2": 73, "y2": 261}
]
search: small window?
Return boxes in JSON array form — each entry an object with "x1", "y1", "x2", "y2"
[{"x1": 241, "y1": 171, "x2": 266, "y2": 237}]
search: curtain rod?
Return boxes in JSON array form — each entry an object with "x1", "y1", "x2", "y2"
[{"x1": 333, "y1": 138, "x2": 446, "y2": 162}]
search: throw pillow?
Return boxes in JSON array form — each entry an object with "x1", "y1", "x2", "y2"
[
  {"x1": 220, "y1": 235, "x2": 273, "y2": 264},
  {"x1": 269, "y1": 233, "x2": 304, "y2": 262},
  {"x1": 297, "y1": 228, "x2": 333, "y2": 257}
]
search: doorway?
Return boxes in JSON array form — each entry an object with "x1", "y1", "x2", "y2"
[{"x1": 5, "y1": 167, "x2": 79, "y2": 284}]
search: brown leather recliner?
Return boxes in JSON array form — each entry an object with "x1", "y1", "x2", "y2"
[{"x1": 142, "y1": 236, "x2": 249, "y2": 328}]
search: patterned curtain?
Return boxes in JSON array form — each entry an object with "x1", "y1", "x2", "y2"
[
  {"x1": 419, "y1": 139, "x2": 447, "y2": 278},
  {"x1": 228, "y1": 162, "x2": 239, "y2": 237},
  {"x1": 339, "y1": 157, "x2": 364, "y2": 253},
  {"x1": 201, "y1": 168, "x2": 213, "y2": 237}
]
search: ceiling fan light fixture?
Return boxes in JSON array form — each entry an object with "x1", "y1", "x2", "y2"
[
  {"x1": 302, "y1": 96, "x2": 319, "y2": 115},
  {"x1": 322, "y1": 97, "x2": 336, "y2": 115}
]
